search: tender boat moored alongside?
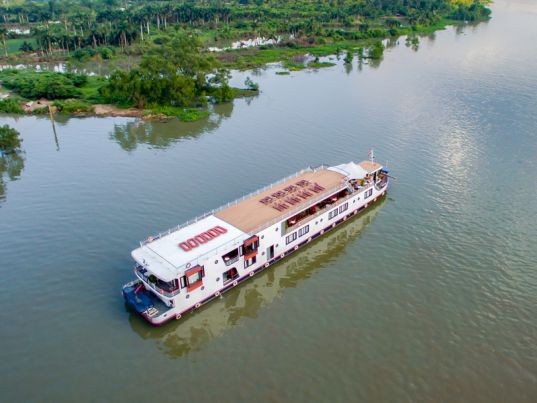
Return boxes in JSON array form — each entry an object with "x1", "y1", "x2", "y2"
[{"x1": 122, "y1": 153, "x2": 389, "y2": 325}]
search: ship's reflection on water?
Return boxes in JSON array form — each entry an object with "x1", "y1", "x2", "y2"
[{"x1": 128, "y1": 198, "x2": 385, "y2": 358}]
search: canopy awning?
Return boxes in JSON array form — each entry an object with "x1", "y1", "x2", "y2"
[{"x1": 328, "y1": 162, "x2": 369, "y2": 180}]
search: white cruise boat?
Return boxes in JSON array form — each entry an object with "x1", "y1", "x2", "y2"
[{"x1": 122, "y1": 154, "x2": 389, "y2": 325}]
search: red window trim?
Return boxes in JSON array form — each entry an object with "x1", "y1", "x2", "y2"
[
  {"x1": 243, "y1": 235, "x2": 259, "y2": 247},
  {"x1": 185, "y1": 265, "x2": 204, "y2": 292},
  {"x1": 244, "y1": 250, "x2": 258, "y2": 261}
]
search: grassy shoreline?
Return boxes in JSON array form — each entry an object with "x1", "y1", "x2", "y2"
[{"x1": 0, "y1": 17, "x2": 485, "y2": 121}]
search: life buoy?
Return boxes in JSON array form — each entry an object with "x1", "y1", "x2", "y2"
[
  {"x1": 176, "y1": 314, "x2": 182, "y2": 320},
  {"x1": 233, "y1": 280, "x2": 238, "y2": 286},
  {"x1": 320, "y1": 230, "x2": 324, "y2": 234},
  {"x1": 294, "y1": 246, "x2": 298, "y2": 251},
  {"x1": 308, "y1": 237, "x2": 312, "y2": 242},
  {"x1": 159, "y1": 289, "x2": 164, "y2": 295},
  {"x1": 280, "y1": 254, "x2": 285, "y2": 259},
  {"x1": 249, "y1": 271, "x2": 254, "y2": 277},
  {"x1": 265, "y1": 263, "x2": 270, "y2": 268},
  {"x1": 195, "y1": 303, "x2": 200, "y2": 309},
  {"x1": 147, "y1": 236, "x2": 154, "y2": 242},
  {"x1": 186, "y1": 262, "x2": 191, "y2": 269},
  {"x1": 215, "y1": 291, "x2": 220, "y2": 297}
]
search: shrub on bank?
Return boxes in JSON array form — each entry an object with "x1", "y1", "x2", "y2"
[
  {"x1": 0, "y1": 70, "x2": 81, "y2": 100},
  {"x1": 53, "y1": 99, "x2": 94, "y2": 114},
  {"x1": 0, "y1": 99, "x2": 23, "y2": 114}
]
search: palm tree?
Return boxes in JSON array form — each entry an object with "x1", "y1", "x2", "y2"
[{"x1": 0, "y1": 27, "x2": 8, "y2": 57}]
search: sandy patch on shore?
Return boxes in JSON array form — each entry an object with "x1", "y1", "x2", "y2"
[{"x1": 93, "y1": 104, "x2": 142, "y2": 117}]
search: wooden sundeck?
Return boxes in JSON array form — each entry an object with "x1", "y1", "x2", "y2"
[
  {"x1": 215, "y1": 169, "x2": 346, "y2": 233},
  {"x1": 359, "y1": 161, "x2": 383, "y2": 173}
]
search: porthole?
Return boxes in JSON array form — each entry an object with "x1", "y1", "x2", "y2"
[
  {"x1": 262, "y1": 251, "x2": 265, "y2": 255},
  {"x1": 201, "y1": 286, "x2": 205, "y2": 291},
  {"x1": 215, "y1": 260, "x2": 218, "y2": 264},
  {"x1": 186, "y1": 294, "x2": 190, "y2": 299},
  {"x1": 216, "y1": 277, "x2": 220, "y2": 282},
  {"x1": 261, "y1": 235, "x2": 264, "y2": 239},
  {"x1": 275, "y1": 227, "x2": 278, "y2": 231},
  {"x1": 276, "y1": 244, "x2": 279, "y2": 247}
]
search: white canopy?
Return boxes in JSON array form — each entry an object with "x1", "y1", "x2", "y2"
[{"x1": 328, "y1": 162, "x2": 369, "y2": 180}]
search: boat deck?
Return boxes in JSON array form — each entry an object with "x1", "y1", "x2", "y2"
[{"x1": 215, "y1": 169, "x2": 346, "y2": 233}]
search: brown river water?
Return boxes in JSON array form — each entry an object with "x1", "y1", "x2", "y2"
[{"x1": 1, "y1": 0, "x2": 537, "y2": 401}]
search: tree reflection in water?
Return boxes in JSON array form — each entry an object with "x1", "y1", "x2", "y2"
[
  {"x1": 110, "y1": 102, "x2": 235, "y2": 151},
  {"x1": 127, "y1": 198, "x2": 386, "y2": 359},
  {"x1": 0, "y1": 152, "x2": 25, "y2": 204}
]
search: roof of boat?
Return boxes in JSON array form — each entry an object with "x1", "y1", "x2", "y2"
[
  {"x1": 215, "y1": 168, "x2": 346, "y2": 233},
  {"x1": 131, "y1": 215, "x2": 246, "y2": 282},
  {"x1": 359, "y1": 161, "x2": 383, "y2": 173}
]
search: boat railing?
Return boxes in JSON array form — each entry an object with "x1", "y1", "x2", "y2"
[
  {"x1": 140, "y1": 165, "x2": 330, "y2": 246},
  {"x1": 134, "y1": 265, "x2": 181, "y2": 298},
  {"x1": 156, "y1": 180, "x2": 350, "y2": 273}
]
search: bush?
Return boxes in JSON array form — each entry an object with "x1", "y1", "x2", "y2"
[
  {"x1": 0, "y1": 99, "x2": 23, "y2": 114},
  {"x1": 244, "y1": 77, "x2": 259, "y2": 91},
  {"x1": 70, "y1": 48, "x2": 96, "y2": 62},
  {"x1": 64, "y1": 73, "x2": 88, "y2": 87},
  {"x1": 1, "y1": 71, "x2": 82, "y2": 100},
  {"x1": 99, "y1": 47, "x2": 115, "y2": 60},
  {"x1": 53, "y1": 99, "x2": 94, "y2": 114},
  {"x1": 0, "y1": 125, "x2": 22, "y2": 152},
  {"x1": 19, "y1": 41, "x2": 34, "y2": 52}
]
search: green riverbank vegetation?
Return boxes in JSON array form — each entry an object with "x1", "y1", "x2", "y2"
[{"x1": 0, "y1": 0, "x2": 491, "y2": 119}]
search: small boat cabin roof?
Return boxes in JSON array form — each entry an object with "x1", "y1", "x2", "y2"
[{"x1": 215, "y1": 168, "x2": 346, "y2": 233}]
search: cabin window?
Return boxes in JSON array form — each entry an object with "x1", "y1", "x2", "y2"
[
  {"x1": 244, "y1": 256, "x2": 256, "y2": 268},
  {"x1": 223, "y1": 267, "x2": 239, "y2": 285},
  {"x1": 188, "y1": 271, "x2": 201, "y2": 285},
  {"x1": 286, "y1": 232, "x2": 297, "y2": 245},
  {"x1": 243, "y1": 236, "x2": 259, "y2": 256},
  {"x1": 329, "y1": 208, "x2": 338, "y2": 220},
  {"x1": 222, "y1": 248, "x2": 239, "y2": 266},
  {"x1": 339, "y1": 203, "x2": 348, "y2": 214},
  {"x1": 298, "y1": 225, "x2": 309, "y2": 237},
  {"x1": 180, "y1": 276, "x2": 187, "y2": 288},
  {"x1": 267, "y1": 245, "x2": 274, "y2": 259},
  {"x1": 364, "y1": 189, "x2": 373, "y2": 199},
  {"x1": 185, "y1": 265, "x2": 204, "y2": 292}
]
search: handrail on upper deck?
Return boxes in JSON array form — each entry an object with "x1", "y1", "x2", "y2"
[{"x1": 139, "y1": 165, "x2": 331, "y2": 246}]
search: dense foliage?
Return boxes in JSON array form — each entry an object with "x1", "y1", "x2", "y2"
[
  {"x1": 0, "y1": 70, "x2": 87, "y2": 99},
  {"x1": 0, "y1": 0, "x2": 491, "y2": 56},
  {"x1": 101, "y1": 33, "x2": 232, "y2": 108},
  {"x1": 0, "y1": 124, "x2": 22, "y2": 152},
  {"x1": 0, "y1": 98, "x2": 24, "y2": 113}
]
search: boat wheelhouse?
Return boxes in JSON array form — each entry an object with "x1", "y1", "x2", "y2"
[{"x1": 123, "y1": 155, "x2": 389, "y2": 325}]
